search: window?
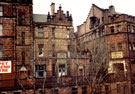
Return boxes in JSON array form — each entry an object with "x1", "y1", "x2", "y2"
[
  {"x1": 127, "y1": 25, "x2": 130, "y2": 32},
  {"x1": 14, "y1": 92, "x2": 21, "y2": 94},
  {"x1": 67, "y1": 29, "x2": 70, "y2": 38},
  {"x1": 117, "y1": 84, "x2": 121, "y2": 94},
  {"x1": 129, "y1": 43, "x2": 132, "y2": 50},
  {"x1": 133, "y1": 43, "x2": 135, "y2": 50},
  {"x1": 124, "y1": 84, "x2": 129, "y2": 94},
  {"x1": 39, "y1": 90, "x2": 45, "y2": 94},
  {"x1": 0, "y1": 24, "x2": 3, "y2": 36},
  {"x1": 0, "y1": 44, "x2": 2, "y2": 57},
  {"x1": 36, "y1": 65, "x2": 46, "y2": 78},
  {"x1": 110, "y1": 26, "x2": 114, "y2": 34},
  {"x1": 72, "y1": 87, "x2": 78, "y2": 94},
  {"x1": 52, "y1": 64, "x2": 56, "y2": 76},
  {"x1": 110, "y1": 44, "x2": 115, "y2": 51},
  {"x1": 0, "y1": 6, "x2": 3, "y2": 16},
  {"x1": 58, "y1": 64, "x2": 66, "y2": 77},
  {"x1": 131, "y1": 26, "x2": 135, "y2": 33},
  {"x1": 51, "y1": 89, "x2": 58, "y2": 94},
  {"x1": 20, "y1": 13, "x2": 25, "y2": 25},
  {"x1": 22, "y1": 51, "x2": 25, "y2": 65},
  {"x1": 117, "y1": 25, "x2": 121, "y2": 32},
  {"x1": 118, "y1": 43, "x2": 122, "y2": 51},
  {"x1": 38, "y1": 28, "x2": 43, "y2": 37},
  {"x1": 82, "y1": 86, "x2": 87, "y2": 94},
  {"x1": 22, "y1": 32, "x2": 25, "y2": 45},
  {"x1": 52, "y1": 28, "x2": 55, "y2": 38},
  {"x1": 38, "y1": 44, "x2": 44, "y2": 57},
  {"x1": 52, "y1": 44, "x2": 55, "y2": 57},
  {"x1": 105, "y1": 85, "x2": 109, "y2": 94}
]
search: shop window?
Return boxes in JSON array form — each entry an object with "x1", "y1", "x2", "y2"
[
  {"x1": 38, "y1": 28, "x2": 43, "y2": 37},
  {"x1": 38, "y1": 44, "x2": 44, "y2": 57},
  {"x1": 36, "y1": 65, "x2": 46, "y2": 78}
]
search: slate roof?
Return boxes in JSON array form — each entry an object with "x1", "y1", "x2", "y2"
[{"x1": 33, "y1": 14, "x2": 48, "y2": 23}]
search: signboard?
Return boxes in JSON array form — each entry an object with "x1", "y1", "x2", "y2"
[
  {"x1": 111, "y1": 52, "x2": 123, "y2": 59},
  {"x1": 0, "y1": 61, "x2": 11, "y2": 73}
]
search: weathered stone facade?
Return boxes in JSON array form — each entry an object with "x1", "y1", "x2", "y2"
[{"x1": 0, "y1": 0, "x2": 135, "y2": 94}]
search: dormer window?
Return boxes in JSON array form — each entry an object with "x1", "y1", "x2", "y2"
[{"x1": 90, "y1": 16, "x2": 99, "y2": 28}]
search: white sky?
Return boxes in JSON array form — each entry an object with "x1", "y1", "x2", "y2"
[{"x1": 33, "y1": 0, "x2": 135, "y2": 31}]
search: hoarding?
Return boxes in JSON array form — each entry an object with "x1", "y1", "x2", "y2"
[{"x1": 0, "y1": 61, "x2": 11, "y2": 73}]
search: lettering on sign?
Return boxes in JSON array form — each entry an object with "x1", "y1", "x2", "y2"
[
  {"x1": 0, "y1": 61, "x2": 11, "y2": 73},
  {"x1": 111, "y1": 52, "x2": 123, "y2": 59}
]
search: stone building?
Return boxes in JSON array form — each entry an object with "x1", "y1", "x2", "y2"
[
  {"x1": 0, "y1": 0, "x2": 135, "y2": 94},
  {"x1": 76, "y1": 4, "x2": 135, "y2": 94}
]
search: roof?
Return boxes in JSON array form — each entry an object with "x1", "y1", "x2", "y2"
[{"x1": 33, "y1": 14, "x2": 48, "y2": 23}]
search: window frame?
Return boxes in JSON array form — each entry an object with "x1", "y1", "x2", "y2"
[
  {"x1": 38, "y1": 44, "x2": 44, "y2": 57},
  {"x1": 0, "y1": 44, "x2": 2, "y2": 58},
  {"x1": 110, "y1": 26, "x2": 114, "y2": 34},
  {"x1": 36, "y1": 65, "x2": 46, "y2": 78},
  {"x1": 0, "y1": 24, "x2": 3, "y2": 36},
  {"x1": 38, "y1": 27, "x2": 44, "y2": 37},
  {"x1": 0, "y1": 6, "x2": 3, "y2": 16}
]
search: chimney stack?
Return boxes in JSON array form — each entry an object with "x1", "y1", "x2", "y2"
[{"x1": 51, "y1": 2, "x2": 55, "y2": 15}]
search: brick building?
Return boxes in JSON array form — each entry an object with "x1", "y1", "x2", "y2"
[
  {"x1": 0, "y1": 0, "x2": 135, "y2": 94},
  {"x1": 0, "y1": 0, "x2": 34, "y2": 93},
  {"x1": 76, "y1": 4, "x2": 135, "y2": 94}
]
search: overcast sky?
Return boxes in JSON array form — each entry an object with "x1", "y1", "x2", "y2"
[{"x1": 33, "y1": 0, "x2": 135, "y2": 31}]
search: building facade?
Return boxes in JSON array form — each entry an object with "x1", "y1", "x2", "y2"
[
  {"x1": 76, "y1": 4, "x2": 135, "y2": 94},
  {"x1": 0, "y1": 0, "x2": 135, "y2": 94}
]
